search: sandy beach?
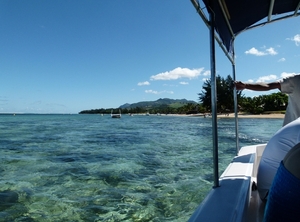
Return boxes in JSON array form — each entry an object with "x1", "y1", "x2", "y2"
[
  {"x1": 179, "y1": 113, "x2": 284, "y2": 119},
  {"x1": 165, "y1": 113, "x2": 285, "y2": 118},
  {"x1": 216, "y1": 113, "x2": 284, "y2": 119}
]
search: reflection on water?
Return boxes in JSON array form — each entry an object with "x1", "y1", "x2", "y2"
[{"x1": 0, "y1": 114, "x2": 281, "y2": 221}]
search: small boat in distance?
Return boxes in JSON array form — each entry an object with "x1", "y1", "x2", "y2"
[{"x1": 111, "y1": 109, "x2": 121, "y2": 118}]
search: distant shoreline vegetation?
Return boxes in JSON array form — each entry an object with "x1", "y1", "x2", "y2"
[
  {"x1": 79, "y1": 75, "x2": 289, "y2": 115},
  {"x1": 79, "y1": 98, "x2": 201, "y2": 115}
]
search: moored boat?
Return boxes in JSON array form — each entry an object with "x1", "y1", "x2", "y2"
[{"x1": 111, "y1": 109, "x2": 121, "y2": 118}]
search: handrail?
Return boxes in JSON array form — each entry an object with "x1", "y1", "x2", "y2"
[
  {"x1": 232, "y1": 51, "x2": 239, "y2": 155},
  {"x1": 209, "y1": 6, "x2": 219, "y2": 188}
]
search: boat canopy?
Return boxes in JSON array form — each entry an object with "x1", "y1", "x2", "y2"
[{"x1": 192, "y1": 0, "x2": 300, "y2": 60}]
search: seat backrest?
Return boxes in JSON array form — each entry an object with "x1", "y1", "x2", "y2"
[{"x1": 283, "y1": 142, "x2": 300, "y2": 179}]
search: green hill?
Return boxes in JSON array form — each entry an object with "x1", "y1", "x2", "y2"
[
  {"x1": 119, "y1": 98, "x2": 197, "y2": 109},
  {"x1": 79, "y1": 98, "x2": 198, "y2": 114}
]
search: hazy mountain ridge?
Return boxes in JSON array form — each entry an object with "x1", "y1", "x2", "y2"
[{"x1": 119, "y1": 98, "x2": 197, "y2": 109}]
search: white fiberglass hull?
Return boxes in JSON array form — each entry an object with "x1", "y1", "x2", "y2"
[{"x1": 189, "y1": 144, "x2": 266, "y2": 222}]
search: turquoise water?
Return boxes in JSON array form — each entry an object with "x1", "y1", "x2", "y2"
[{"x1": 0, "y1": 114, "x2": 282, "y2": 221}]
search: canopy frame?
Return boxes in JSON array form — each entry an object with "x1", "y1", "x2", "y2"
[{"x1": 191, "y1": 0, "x2": 300, "y2": 188}]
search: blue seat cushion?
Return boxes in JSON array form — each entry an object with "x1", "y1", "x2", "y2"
[{"x1": 264, "y1": 161, "x2": 300, "y2": 222}]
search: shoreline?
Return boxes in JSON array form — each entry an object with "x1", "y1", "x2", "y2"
[
  {"x1": 161, "y1": 113, "x2": 284, "y2": 119},
  {"x1": 189, "y1": 113, "x2": 284, "y2": 119}
]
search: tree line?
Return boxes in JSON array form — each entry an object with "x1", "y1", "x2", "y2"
[
  {"x1": 79, "y1": 103, "x2": 202, "y2": 115},
  {"x1": 79, "y1": 75, "x2": 287, "y2": 115},
  {"x1": 198, "y1": 75, "x2": 287, "y2": 114}
]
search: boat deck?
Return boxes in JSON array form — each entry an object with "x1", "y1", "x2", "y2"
[
  {"x1": 189, "y1": 144, "x2": 267, "y2": 222},
  {"x1": 246, "y1": 181, "x2": 266, "y2": 222},
  {"x1": 246, "y1": 145, "x2": 266, "y2": 221}
]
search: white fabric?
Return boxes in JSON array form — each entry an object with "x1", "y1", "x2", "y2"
[
  {"x1": 257, "y1": 117, "x2": 300, "y2": 201},
  {"x1": 280, "y1": 74, "x2": 300, "y2": 126}
]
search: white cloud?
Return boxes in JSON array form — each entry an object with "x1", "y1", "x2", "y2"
[
  {"x1": 247, "y1": 73, "x2": 297, "y2": 84},
  {"x1": 163, "y1": 83, "x2": 177, "y2": 87},
  {"x1": 280, "y1": 72, "x2": 297, "y2": 78},
  {"x1": 278, "y1": 58, "x2": 286, "y2": 62},
  {"x1": 137, "y1": 81, "x2": 150, "y2": 86},
  {"x1": 203, "y1": 70, "x2": 211, "y2": 76},
  {"x1": 145, "y1": 90, "x2": 174, "y2": 94},
  {"x1": 145, "y1": 90, "x2": 158, "y2": 94},
  {"x1": 179, "y1": 81, "x2": 189, "y2": 85},
  {"x1": 150, "y1": 67, "x2": 204, "y2": 81},
  {"x1": 256, "y1": 75, "x2": 278, "y2": 83},
  {"x1": 266, "y1": 47, "x2": 277, "y2": 55},
  {"x1": 245, "y1": 48, "x2": 265, "y2": 56},
  {"x1": 245, "y1": 47, "x2": 278, "y2": 56},
  {"x1": 288, "y1": 34, "x2": 300, "y2": 46}
]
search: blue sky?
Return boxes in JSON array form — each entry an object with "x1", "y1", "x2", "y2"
[{"x1": 1, "y1": 1, "x2": 299, "y2": 114}]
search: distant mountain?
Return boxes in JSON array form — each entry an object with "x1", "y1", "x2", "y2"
[
  {"x1": 78, "y1": 98, "x2": 198, "y2": 114},
  {"x1": 119, "y1": 103, "x2": 131, "y2": 109},
  {"x1": 119, "y1": 98, "x2": 197, "y2": 109}
]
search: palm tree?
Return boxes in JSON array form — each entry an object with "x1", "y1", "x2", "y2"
[{"x1": 199, "y1": 75, "x2": 242, "y2": 113}]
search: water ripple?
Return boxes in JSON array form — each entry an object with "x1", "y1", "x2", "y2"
[{"x1": 0, "y1": 114, "x2": 282, "y2": 221}]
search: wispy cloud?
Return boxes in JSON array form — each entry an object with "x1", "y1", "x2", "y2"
[
  {"x1": 21, "y1": 101, "x2": 69, "y2": 114},
  {"x1": 280, "y1": 72, "x2": 297, "y2": 78},
  {"x1": 145, "y1": 90, "x2": 174, "y2": 94},
  {"x1": 287, "y1": 34, "x2": 300, "y2": 46},
  {"x1": 245, "y1": 47, "x2": 278, "y2": 56},
  {"x1": 246, "y1": 76, "x2": 277, "y2": 83},
  {"x1": 203, "y1": 70, "x2": 211, "y2": 76},
  {"x1": 137, "y1": 81, "x2": 150, "y2": 86},
  {"x1": 198, "y1": 71, "x2": 211, "y2": 83},
  {"x1": 179, "y1": 81, "x2": 189, "y2": 85},
  {"x1": 265, "y1": 47, "x2": 277, "y2": 55},
  {"x1": 278, "y1": 58, "x2": 286, "y2": 62},
  {"x1": 247, "y1": 72, "x2": 298, "y2": 83},
  {"x1": 29, "y1": 100, "x2": 43, "y2": 106},
  {"x1": 0, "y1": 96, "x2": 9, "y2": 104},
  {"x1": 150, "y1": 67, "x2": 204, "y2": 81},
  {"x1": 256, "y1": 75, "x2": 278, "y2": 83}
]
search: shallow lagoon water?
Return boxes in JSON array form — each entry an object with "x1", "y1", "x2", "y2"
[{"x1": 0, "y1": 114, "x2": 282, "y2": 221}]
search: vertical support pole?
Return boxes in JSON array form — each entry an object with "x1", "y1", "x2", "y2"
[
  {"x1": 232, "y1": 48, "x2": 239, "y2": 155},
  {"x1": 209, "y1": 7, "x2": 219, "y2": 188}
]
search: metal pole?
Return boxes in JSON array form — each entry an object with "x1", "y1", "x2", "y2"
[
  {"x1": 232, "y1": 47, "x2": 239, "y2": 155},
  {"x1": 209, "y1": 6, "x2": 219, "y2": 188}
]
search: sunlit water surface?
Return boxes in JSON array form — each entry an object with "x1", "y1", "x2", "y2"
[{"x1": 0, "y1": 114, "x2": 282, "y2": 221}]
